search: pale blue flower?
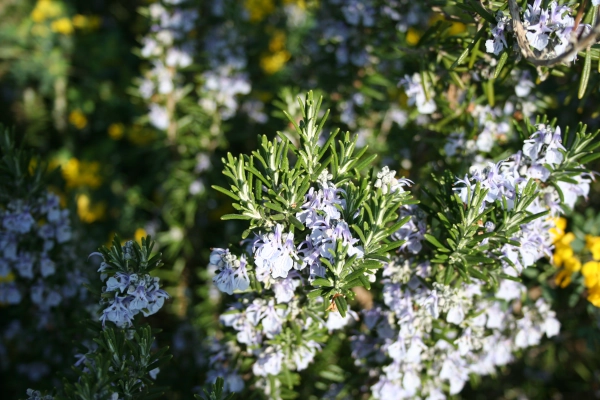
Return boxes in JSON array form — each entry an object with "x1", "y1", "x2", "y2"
[
  {"x1": 252, "y1": 346, "x2": 284, "y2": 376},
  {"x1": 272, "y1": 275, "x2": 297, "y2": 303},
  {"x1": 100, "y1": 296, "x2": 134, "y2": 328},
  {"x1": 400, "y1": 73, "x2": 436, "y2": 114},
  {"x1": 293, "y1": 340, "x2": 320, "y2": 370},
  {"x1": 254, "y1": 224, "x2": 297, "y2": 281}
]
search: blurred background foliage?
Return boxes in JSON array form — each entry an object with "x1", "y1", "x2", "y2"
[{"x1": 1, "y1": 0, "x2": 600, "y2": 399}]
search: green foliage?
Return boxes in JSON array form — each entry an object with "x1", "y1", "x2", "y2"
[
  {"x1": 0, "y1": 126, "x2": 56, "y2": 201},
  {"x1": 195, "y1": 378, "x2": 235, "y2": 400}
]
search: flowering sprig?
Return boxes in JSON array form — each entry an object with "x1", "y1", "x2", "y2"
[
  {"x1": 208, "y1": 92, "x2": 415, "y2": 394},
  {"x1": 214, "y1": 91, "x2": 414, "y2": 313},
  {"x1": 26, "y1": 235, "x2": 173, "y2": 400},
  {"x1": 421, "y1": 120, "x2": 598, "y2": 289},
  {"x1": 90, "y1": 236, "x2": 168, "y2": 328}
]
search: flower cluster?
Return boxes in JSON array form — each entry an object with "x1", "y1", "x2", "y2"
[
  {"x1": 486, "y1": 1, "x2": 589, "y2": 61},
  {"x1": 343, "y1": 125, "x2": 592, "y2": 398},
  {"x1": 93, "y1": 241, "x2": 169, "y2": 328},
  {"x1": 210, "y1": 178, "x2": 369, "y2": 385},
  {"x1": 199, "y1": 11, "x2": 252, "y2": 121},
  {"x1": 453, "y1": 124, "x2": 590, "y2": 299},
  {"x1": 352, "y1": 265, "x2": 560, "y2": 399},
  {"x1": 0, "y1": 192, "x2": 74, "y2": 308},
  {"x1": 138, "y1": 1, "x2": 198, "y2": 130}
]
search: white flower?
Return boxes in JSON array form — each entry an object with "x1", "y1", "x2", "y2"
[
  {"x1": 252, "y1": 347, "x2": 284, "y2": 376},
  {"x1": 326, "y1": 308, "x2": 358, "y2": 331},
  {"x1": 148, "y1": 104, "x2": 169, "y2": 130},
  {"x1": 213, "y1": 255, "x2": 250, "y2": 295},
  {"x1": 400, "y1": 73, "x2": 436, "y2": 114}
]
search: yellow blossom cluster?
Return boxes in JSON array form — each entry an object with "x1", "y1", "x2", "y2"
[
  {"x1": 134, "y1": 228, "x2": 147, "y2": 243},
  {"x1": 108, "y1": 123, "x2": 125, "y2": 140},
  {"x1": 260, "y1": 30, "x2": 291, "y2": 74},
  {"x1": 59, "y1": 158, "x2": 103, "y2": 189},
  {"x1": 406, "y1": 14, "x2": 467, "y2": 46},
  {"x1": 552, "y1": 218, "x2": 580, "y2": 288},
  {"x1": 51, "y1": 17, "x2": 74, "y2": 35},
  {"x1": 69, "y1": 109, "x2": 88, "y2": 129},
  {"x1": 582, "y1": 236, "x2": 600, "y2": 306},
  {"x1": 30, "y1": 0, "x2": 101, "y2": 36},
  {"x1": 552, "y1": 217, "x2": 600, "y2": 307},
  {"x1": 244, "y1": 0, "x2": 275, "y2": 23},
  {"x1": 31, "y1": 0, "x2": 62, "y2": 23},
  {"x1": 72, "y1": 14, "x2": 102, "y2": 30},
  {"x1": 77, "y1": 194, "x2": 106, "y2": 223}
]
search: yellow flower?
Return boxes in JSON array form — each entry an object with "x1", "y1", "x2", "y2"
[
  {"x1": 552, "y1": 232, "x2": 575, "y2": 266},
  {"x1": 244, "y1": 0, "x2": 275, "y2": 22},
  {"x1": 582, "y1": 261, "x2": 600, "y2": 289},
  {"x1": 51, "y1": 17, "x2": 74, "y2": 35},
  {"x1": 549, "y1": 217, "x2": 567, "y2": 243},
  {"x1": 554, "y1": 269, "x2": 572, "y2": 288},
  {"x1": 72, "y1": 14, "x2": 102, "y2": 30},
  {"x1": 108, "y1": 123, "x2": 124, "y2": 140},
  {"x1": 128, "y1": 125, "x2": 156, "y2": 145},
  {"x1": 552, "y1": 228, "x2": 579, "y2": 288},
  {"x1": 260, "y1": 50, "x2": 291, "y2": 74},
  {"x1": 581, "y1": 261, "x2": 600, "y2": 307},
  {"x1": 61, "y1": 158, "x2": 103, "y2": 189},
  {"x1": 77, "y1": 194, "x2": 106, "y2": 223},
  {"x1": 282, "y1": 0, "x2": 307, "y2": 10},
  {"x1": 134, "y1": 228, "x2": 147, "y2": 243},
  {"x1": 555, "y1": 257, "x2": 581, "y2": 288},
  {"x1": 31, "y1": 0, "x2": 62, "y2": 23},
  {"x1": 588, "y1": 286, "x2": 600, "y2": 307},
  {"x1": 406, "y1": 28, "x2": 421, "y2": 45},
  {"x1": 553, "y1": 246, "x2": 574, "y2": 267},
  {"x1": 428, "y1": 13, "x2": 466, "y2": 36},
  {"x1": 269, "y1": 30, "x2": 287, "y2": 52},
  {"x1": 72, "y1": 14, "x2": 86, "y2": 28},
  {"x1": 585, "y1": 235, "x2": 600, "y2": 261},
  {"x1": 69, "y1": 110, "x2": 88, "y2": 129}
]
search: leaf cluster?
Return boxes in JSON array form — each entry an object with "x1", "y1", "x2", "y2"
[
  {"x1": 0, "y1": 126, "x2": 56, "y2": 203},
  {"x1": 57, "y1": 325, "x2": 171, "y2": 400}
]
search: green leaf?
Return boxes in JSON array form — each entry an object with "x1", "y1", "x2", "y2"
[
  {"x1": 312, "y1": 278, "x2": 334, "y2": 287},
  {"x1": 221, "y1": 214, "x2": 252, "y2": 221},
  {"x1": 334, "y1": 295, "x2": 348, "y2": 318},
  {"x1": 579, "y1": 47, "x2": 592, "y2": 99},
  {"x1": 377, "y1": 240, "x2": 404, "y2": 253},
  {"x1": 424, "y1": 234, "x2": 450, "y2": 252},
  {"x1": 580, "y1": 152, "x2": 600, "y2": 164},
  {"x1": 493, "y1": 51, "x2": 509, "y2": 79},
  {"x1": 451, "y1": 25, "x2": 487, "y2": 69},
  {"x1": 443, "y1": 266, "x2": 454, "y2": 285}
]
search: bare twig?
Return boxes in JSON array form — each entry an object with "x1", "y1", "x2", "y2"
[
  {"x1": 507, "y1": 0, "x2": 600, "y2": 67},
  {"x1": 573, "y1": 0, "x2": 589, "y2": 32}
]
